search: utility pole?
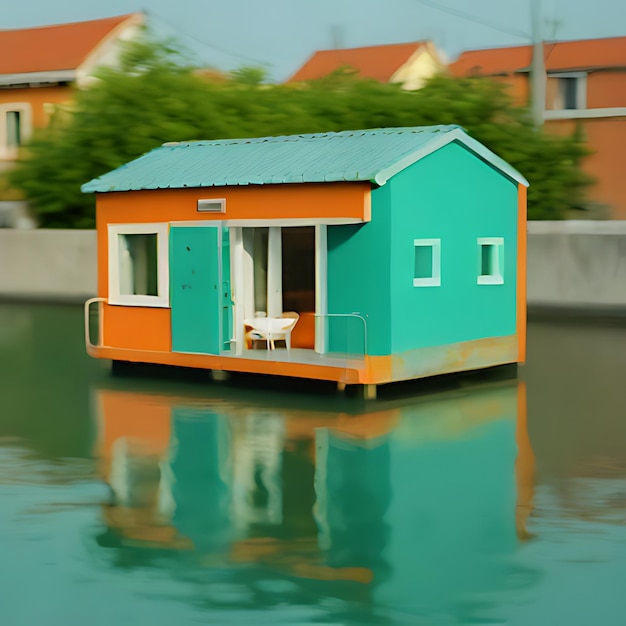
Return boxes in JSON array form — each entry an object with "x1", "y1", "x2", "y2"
[
  {"x1": 331, "y1": 24, "x2": 345, "y2": 49},
  {"x1": 530, "y1": 0, "x2": 546, "y2": 127}
]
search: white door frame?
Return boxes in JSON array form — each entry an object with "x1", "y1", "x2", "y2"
[{"x1": 229, "y1": 223, "x2": 328, "y2": 355}]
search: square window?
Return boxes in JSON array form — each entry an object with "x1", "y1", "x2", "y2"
[
  {"x1": 108, "y1": 223, "x2": 169, "y2": 306},
  {"x1": 413, "y1": 239, "x2": 441, "y2": 287},
  {"x1": 477, "y1": 237, "x2": 504, "y2": 285},
  {"x1": 549, "y1": 73, "x2": 586, "y2": 111}
]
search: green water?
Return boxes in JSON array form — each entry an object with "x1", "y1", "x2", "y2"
[{"x1": 1, "y1": 303, "x2": 625, "y2": 625}]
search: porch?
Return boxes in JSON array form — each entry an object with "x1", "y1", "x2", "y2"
[{"x1": 85, "y1": 297, "x2": 368, "y2": 384}]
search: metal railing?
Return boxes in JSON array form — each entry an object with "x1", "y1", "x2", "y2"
[
  {"x1": 315, "y1": 312, "x2": 368, "y2": 360},
  {"x1": 84, "y1": 297, "x2": 106, "y2": 350}
]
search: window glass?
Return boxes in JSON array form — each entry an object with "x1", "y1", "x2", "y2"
[
  {"x1": 559, "y1": 77, "x2": 578, "y2": 110},
  {"x1": 108, "y1": 223, "x2": 168, "y2": 307},
  {"x1": 118, "y1": 233, "x2": 158, "y2": 296},
  {"x1": 414, "y1": 245, "x2": 434, "y2": 279},
  {"x1": 413, "y1": 239, "x2": 440, "y2": 287},
  {"x1": 477, "y1": 238, "x2": 504, "y2": 285},
  {"x1": 6, "y1": 111, "x2": 21, "y2": 148},
  {"x1": 480, "y1": 244, "x2": 496, "y2": 277}
]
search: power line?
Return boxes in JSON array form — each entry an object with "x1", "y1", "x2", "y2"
[
  {"x1": 147, "y1": 10, "x2": 271, "y2": 67},
  {"x1": 412, "y1": 0, "x2": 531, "y2": 40}
]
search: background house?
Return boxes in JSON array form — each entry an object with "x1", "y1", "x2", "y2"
[
  {"x1": 0, "y1": 13, "x2": 144, "y2": 164},
  {"x1": 450, "y1": 37, "x2": 626, "y2": 219},
  {"x1": 287, "y1": 41, "x2": 445, "y2": 90}
]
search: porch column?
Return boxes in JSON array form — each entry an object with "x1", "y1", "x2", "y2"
[
  {"x1": 267, "y1": 226, "x2": 282, "y2": 318},
  {"x1": 315, "y1": 225, "x2": 328, "y2": 354}
]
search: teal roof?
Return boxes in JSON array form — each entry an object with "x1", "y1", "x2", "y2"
[{"x1": 82, "y1": 125, "x2": 528, "y2": 193}]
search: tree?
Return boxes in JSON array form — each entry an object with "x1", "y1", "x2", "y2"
[
  {"x1": 10, "y1": 37, "x2": 590, "y2": 227},
  {"x1": 10, "y1": 36, "x2": 229, "y2": 227}
]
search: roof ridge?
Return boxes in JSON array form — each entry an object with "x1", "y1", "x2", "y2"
[
  {"x1": 163, "y1": 125, "x2": 461, "y2": 148},
  {"x1": 313, "y1": 41, "x2": 429, "y2": 53},
  {"x1": 455, "y1": 34, "x2": 626, "y2": 57},
  {"x1": 0, "y1": 13, "x2": 140, "y2": 34}
]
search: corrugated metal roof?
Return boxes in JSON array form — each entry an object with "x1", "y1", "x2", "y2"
[{"x1": 82, "y1": 125, "x2": 528, "y2": 193}]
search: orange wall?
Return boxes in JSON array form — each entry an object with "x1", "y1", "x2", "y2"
[
  {"x1": 516, "y1": 184, "x2": 527, "y2": 364},
  {"x1": 96, "y1": 183, "x2": 371, "y2": 226},
  {"x1": 103, "y1": 306, "x2": 172, "y2": 351},
  {"x1": 0, "y1": 85, "x2": 73, "y2": 129},
  {"x1": 587, "y1": 71, "x2": 626, "y2": 109},
  {"x1": 97, "y1": 182, "x2": 370, "y2": 353},
  {"x1": 546, "y1": 117, "x2": 626, "y2": 218}
]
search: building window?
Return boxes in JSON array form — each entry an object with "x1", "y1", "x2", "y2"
[
  {"x1": 6, "y1": 111, "x2": 21, "y2": 148},
  {"x1": 477, "y1": 237, "x2": 504, "y2": 285},
  {"x1": 0, "y1": 103, "x2": 31, "y2": 160},
  {"x1": 413, "y1": 238, "x2": 441, "y2": 287},
  {"x1": 108, "y1": 223, "x2": 169, "y2": 307},
  {"x1": 551, "y1": 73, "x2": 586, "y2": 110}
]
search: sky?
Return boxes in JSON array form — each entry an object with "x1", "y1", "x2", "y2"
[{"x1": 3, "y1": 0, "x2": 626, "y2": 81}]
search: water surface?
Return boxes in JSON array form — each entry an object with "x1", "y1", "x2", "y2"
[{"x1": 1, "y1": 303, "x2": 625, "y2": 625}]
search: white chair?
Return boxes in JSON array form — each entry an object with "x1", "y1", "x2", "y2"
[
  {"x1": 272, "y1": 311, "x2": 299, "y2": 351},
  {"x1": 244, "y1": 313, "x2": 299, "y2": 352}
]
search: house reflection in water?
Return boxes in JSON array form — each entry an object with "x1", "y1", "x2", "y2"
[{"x1": 93, "y1": 379, "x2": 535, "y2": 618}]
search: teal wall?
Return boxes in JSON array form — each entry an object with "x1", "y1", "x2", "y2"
[
  {"x1": 327, "y1": 141, "x2": 519, "y2": 357},
  {"x1": 389, "y1": 142, "x2": 518, "y2": 353},
  {"x1": 327, "y1": 184, "x2": 393, "y2": 356}
]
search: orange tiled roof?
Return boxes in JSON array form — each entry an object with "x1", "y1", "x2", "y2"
[
  {"x1": 450, "y1": 36, "x2": 626, "y2": 77},
  {"x1": 288, "y1": 41, "x2": 430, "y2": 83},
  {"x1": 449, "y1": 45, "x2": 532, "y2": 77},
  {"x1": 0, "y1": 14, "x2": 141, "y2": 75}
]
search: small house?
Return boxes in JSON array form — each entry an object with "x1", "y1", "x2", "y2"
[
  {"x1": 287, "y1": 40, "x2": 445, "y2": 91},
  {"x1": 82, "y1": 125, "x2": 528, "y2": 393}
]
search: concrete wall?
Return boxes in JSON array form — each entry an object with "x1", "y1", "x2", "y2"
[
  {"x1": 2, "y1": 223, "x2": 626, "y2": 312},
  {"x1": 528, "y1": 220, "x2": 626, "y2": 312},
  {"x1": 0, "y1": 229, "x2": 96, "y2": 301}
]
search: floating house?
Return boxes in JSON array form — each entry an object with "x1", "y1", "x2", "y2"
[{"x1": 83, "y1": 125, "x2": 528, "y2": 392}]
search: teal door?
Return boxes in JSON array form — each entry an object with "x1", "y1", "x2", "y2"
[{"x1": 170, "y1": 226, "x2": 231, "y2": 354}]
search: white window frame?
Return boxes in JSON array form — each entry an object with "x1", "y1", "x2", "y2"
[
  {"x1": 413, "y1": 238, "x2": 441, "y2": 287},
  {"x1": 0, "y1": 102, "x2": 32, "y2": 160},
  {"x1": 477, "y1": 237, "x2": 504, "y2": 285},
  {"x1": 108, "y1": 223, "x2": 170, "y2": 307},
  {"x1": 550, "y1": 72, "x2": 587, "y2": 111}
]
